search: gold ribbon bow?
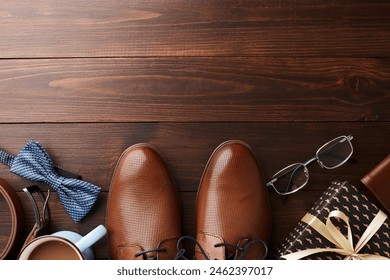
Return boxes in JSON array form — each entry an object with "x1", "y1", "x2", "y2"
[{"x1": 282, "y1": 210, "x2": 389, "y2": 260}]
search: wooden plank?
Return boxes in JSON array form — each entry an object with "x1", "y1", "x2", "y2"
[
  {"x1": 0, "y1": 191, "x2": 321, "y2": 259},
  {"x1": 1, "y1": 0, "x2": 389, "y2": 262},
  {"x1": 0, "y1": 1, "x2": 389, "y2": 58},
  {"x1": 0, "y1": 122, "x2": 388, "y2": 193},
  {"x1": 0, "y1": 58, "x2": 389, "y2": 122},
  {"x1": 4, "y1": 189, "x2": 375, "y2": 259}
]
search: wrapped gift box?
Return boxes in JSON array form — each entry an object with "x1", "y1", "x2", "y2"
[{"x1": 275, "y1": 180, "x2": 390, "y2": 260}]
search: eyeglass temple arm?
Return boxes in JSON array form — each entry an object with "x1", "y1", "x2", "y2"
[
  {"x1": 266, "y1": 157, "x2": 315, "y2": 189},
  {"x1": 283, "y1": 159, "x2": 314, "y2": 195}
]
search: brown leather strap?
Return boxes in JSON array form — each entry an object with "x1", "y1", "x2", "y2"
[
  {"x1": 20, "y1": 185, "x2": 50, "y2": 249},
  {"x1": 0, "y1": 178, "x2": 24, "y2": 259}
]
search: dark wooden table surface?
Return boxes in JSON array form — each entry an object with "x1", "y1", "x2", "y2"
[{"x1": 0, "y1": 0, "x2": 389, "y2": 260}]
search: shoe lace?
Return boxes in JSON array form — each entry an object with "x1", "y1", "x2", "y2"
[
  {"x1": 175, "y1": 236, "x2": 268, "y2": 260},
  {"x1": 215, "y1": 239, "x2": 268, "y2": 260},
  {"x1": 175, "y1": 236, "x2": 208, "y2": 260},
  {"x1": 134, "y1": 248, "x2": 166, "y2": 260}
]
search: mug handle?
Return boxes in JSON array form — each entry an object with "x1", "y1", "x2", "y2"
[{"x1": 75, "y1": 225, "x2": 107, "y2": 253}]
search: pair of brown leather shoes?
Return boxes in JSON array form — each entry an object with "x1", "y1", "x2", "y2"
[{"x1": 106, "y1": 140, "x2": 272, "y2": 260}]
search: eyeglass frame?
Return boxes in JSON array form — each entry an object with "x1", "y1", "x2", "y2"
[{"x1": 266, "y1": 135, "x2": 354, "y2": 196}]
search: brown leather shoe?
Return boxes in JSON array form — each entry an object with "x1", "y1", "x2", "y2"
[
  {"x1": 195, "y1": 140, "x2": 272, "y2": 260},
  {"x1": 106, "y1": 144, "x2": 181, "y2": 259}
]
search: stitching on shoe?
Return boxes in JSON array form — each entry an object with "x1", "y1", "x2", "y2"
[
  {"x1": 117, "y1": 243, "x2": 141, "y2": 259},
  {"x1": 198, "y1": 231, "x2": 225, "y2": 259}
]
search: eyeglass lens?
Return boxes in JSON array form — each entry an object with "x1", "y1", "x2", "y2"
[
  {"x1": 272, "y1": 163, "x2": 308, "y2": 195},
  {"x1": 317, "y1": 136, "x2": 353, "y2": 168}
]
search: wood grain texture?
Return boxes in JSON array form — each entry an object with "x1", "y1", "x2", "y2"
[
  {"x1": 0, "y1": 0, "x2": 389, "y2": 260},
  {"x1": 0, "y1": 122, "x2": 389, "y2": 193},
  {"x1": 1, "y1": 122, "x2": 388, "y2": 259},
  {"x1": 3, "y1": 188, "x2": 377, "y2": 259},
  {"x1": 0, "y1": 58, "x2": 389, "y2": 122},
  {"x1": 0, "y1": 1, "x2": 389, "y2": 58}
]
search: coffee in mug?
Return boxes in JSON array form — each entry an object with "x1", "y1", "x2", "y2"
[
  {"x1": 20, "y1": 237, "x2": 83, "y2": 260},
  {"x1": 18, "y1": 225, "x2": 106, "y2": 260}
]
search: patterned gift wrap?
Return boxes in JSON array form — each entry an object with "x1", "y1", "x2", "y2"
[{"x1": 275, "y1": 180, "x2": 390, "y2": 260}]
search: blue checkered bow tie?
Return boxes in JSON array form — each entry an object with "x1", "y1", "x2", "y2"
[{"x1": 0, "y1": 140, "x2": 101, "y2": 222}]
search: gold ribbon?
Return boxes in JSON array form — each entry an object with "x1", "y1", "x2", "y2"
[{"x1": 281, "y1": 210, "x2": 389, "y2": 260}]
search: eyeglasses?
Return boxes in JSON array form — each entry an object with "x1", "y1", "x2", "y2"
[{"x1": 266, "y1": 135, "x2": 353, "y2": 196}]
